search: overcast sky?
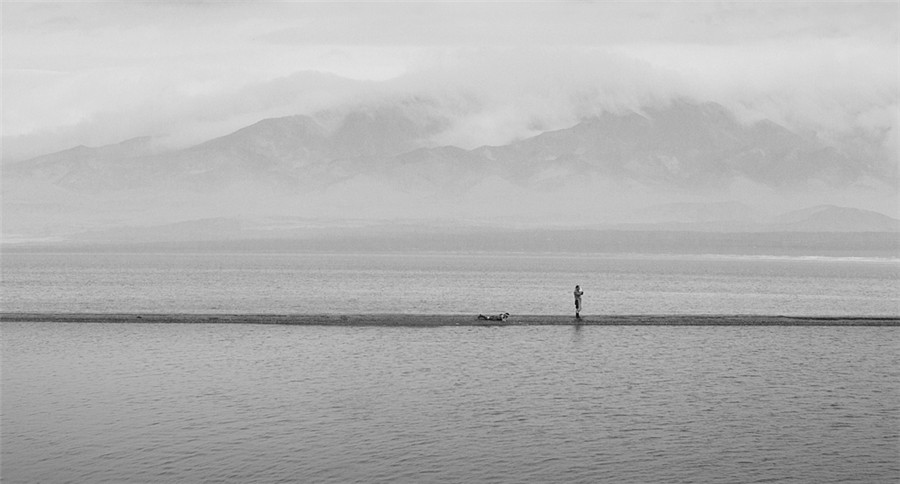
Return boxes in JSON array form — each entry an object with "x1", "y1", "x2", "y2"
[{"x1": 3, "y1": 1, "x2": 898, "y2": 161}]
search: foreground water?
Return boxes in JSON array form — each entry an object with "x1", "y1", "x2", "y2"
[
  {"x1": 2, "y1": 322, "x2": 897, "y2": 483},
  {"x1": 2, "y1": 252, "x2": 898, "y2": 315}
]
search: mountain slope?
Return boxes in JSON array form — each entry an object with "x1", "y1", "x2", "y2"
[
  {"x1": 7, "y1": 100, "x2": 888, "y2": 193},
  {"x1": 4, "y1": 136, "x2": 164, "y2": 190},
  {"x1": 392, "y1": 100, "x2": 868, "y2": 191},
  {"x1": 6, "y1": 104, "x2": 449, "y2": 192},
  {"x1": 3, "y1": 99, "x2": 896, "y2": 238}
]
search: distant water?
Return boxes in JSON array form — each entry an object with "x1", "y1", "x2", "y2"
[
  {"x1": 2, "y1": 252, "x2": 898, "y2": 316},
  {"x1": 2, "y1": 322, "x2": 898, "y2": 483}
]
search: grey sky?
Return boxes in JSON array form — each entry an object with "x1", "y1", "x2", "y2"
[{"x1": 2, "y1": 2, "x2": 898, "y2": 161}]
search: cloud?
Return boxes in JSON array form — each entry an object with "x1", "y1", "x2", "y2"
[
  {"x1": 254, "y1": 2, "x2": 897, "y2": 47},
  {"x1": 2, "y1": 3, "x2": 426, "y2": 160},
  {"x1": 378, "y1": 47, "x2": 688, "y2": 148},
  {"x1": 2, "y1": 2, "x2": 896, "y2": 164},
  {"x1": 365, "y1": 36, "x2": 896, "y2": 165},
  {"x1": 616, "y1": 37, "x2": 898, "y2": 167}
]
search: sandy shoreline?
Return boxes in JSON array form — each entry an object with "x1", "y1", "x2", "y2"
[{"x1": 1, "y1": 313, "x2": 898, "y2": 326}]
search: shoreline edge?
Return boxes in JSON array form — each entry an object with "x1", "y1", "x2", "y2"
[{"x1": 2, "y1": 313, "x2": 898, "y2": 326}]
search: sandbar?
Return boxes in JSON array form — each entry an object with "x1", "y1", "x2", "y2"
[{"x1": 1, "y1": 313, "x2": 897, "y2": 326}]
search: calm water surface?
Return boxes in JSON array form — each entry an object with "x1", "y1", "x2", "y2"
[
  {"x1": 2, "y1": 322, "x2": 898, "y2": 483},
  {"x1": 2, "y1": 252, "x2": 898, "y2": 315}
]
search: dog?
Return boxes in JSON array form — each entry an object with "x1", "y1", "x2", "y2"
[{"x1": 477, "y1": 312, "x2": 510, "y2": 321}]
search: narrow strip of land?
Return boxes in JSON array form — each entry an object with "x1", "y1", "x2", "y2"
[{"x1": 1, "y1": 313, "x2": 897, "y2": 326}]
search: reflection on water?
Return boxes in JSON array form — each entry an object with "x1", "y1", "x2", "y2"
[{"x1": 3, "y1": 322, "x2": 898, "y2": 483}]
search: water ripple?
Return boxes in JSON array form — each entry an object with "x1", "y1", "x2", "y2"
[{"x1": 2, "y1": 323, "x2": 898, "y2": 483}]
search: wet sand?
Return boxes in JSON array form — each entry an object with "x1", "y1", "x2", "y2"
[{"x1": 1, "y1": 313, "x2": 897, "y2": 326}]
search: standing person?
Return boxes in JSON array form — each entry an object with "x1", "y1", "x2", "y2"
[{"x1": 574, "y1": 285, "x2": 584, "y2": 319}]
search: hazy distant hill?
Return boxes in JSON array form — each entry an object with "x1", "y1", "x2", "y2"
[
  {"x1": 618, "y1": 202, "x2": 900, "y2": 233},
  {"x1": 465, "y1": 102, "x2": 856, "y2": 188},
  {"x1": 631, "y1": 201, "x2": 760, "y2": 224},
  {"x1": 4, "y1": 136, "x2": 163, "y2": 189},
  {"x1": 3, "y1": 98, "x2": 897, "y2": 240},
  {"x1": 6, "y1": 104, "x2": 448, "y2": 192},
  {"x1": 49, "y1": 205, "x2": 900, "y2": 249},
  {"x1": 31, "y1": 219, "x2": 898, "y2": 258},
  {"x1": 7, "y1": 100, "x2": 886, "y2": 193},
  {"x1": 771, "y1": 205, "x2": 900, "y2": 232},
  {"x1": 374, "y1": 101, "x2": 870, "y2": 192}
]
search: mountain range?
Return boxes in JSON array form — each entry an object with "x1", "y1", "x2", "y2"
[
  {"x1": 3, "y1": 98, "x2": 897, "y2": 243},
  {"x1": 7, "y1": 100, "x2": 888, "y2": 190}
]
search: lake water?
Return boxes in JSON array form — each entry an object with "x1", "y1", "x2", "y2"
[
  {"x1": 2, "y1": 252, "x2": 898, "y2": 316},
  {"x1": 2, "y1": 322, "x2": 898, "y2": 483}
]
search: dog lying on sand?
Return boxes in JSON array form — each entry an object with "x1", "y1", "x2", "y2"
[{"x1": 477, "y1": 312, "x2": 510, "y2": 321}]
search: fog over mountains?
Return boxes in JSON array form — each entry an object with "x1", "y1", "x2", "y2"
[{"x1": 3, "y1": 97, "x2": 898, "y2": 243}]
